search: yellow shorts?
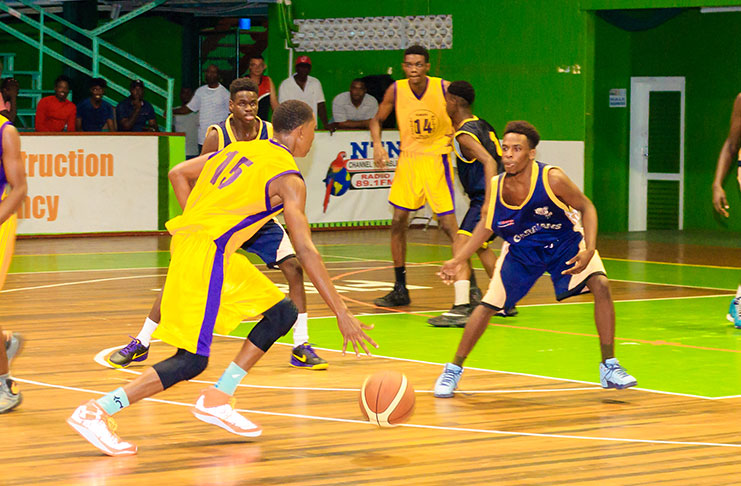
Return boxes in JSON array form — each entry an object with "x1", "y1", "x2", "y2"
[
  {"x1": 388, "y1": 151, "x2": 455, "y2": 216},
  {"x1": 154, "y1": 232, "x2": 285, "y2": 356},
  {"x1": 0, "y1": 214, "x2": 17, "y2": 290}
]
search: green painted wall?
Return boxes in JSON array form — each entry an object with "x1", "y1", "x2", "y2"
[
  {"x1": 592, "y1": 8, "x2": 741, "y2": 232},
  {"x1": 267, "y1": 1, "x2": 589, "y2": 142}
]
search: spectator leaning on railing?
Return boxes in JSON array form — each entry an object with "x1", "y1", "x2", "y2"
[
  {"x1": 328, "y1": 78, "x2": 379, "y2": 131},
  {"x1": 35, "y1": 75, "x2": 76, "y2": 132}
]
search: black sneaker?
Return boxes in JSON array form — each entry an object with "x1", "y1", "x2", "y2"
[
  {"x1": 290, "y1": 343, "x2": 329, "y2": 370},
  {"x1": 107, "y1": 337, "x2": 149, "y2": 369},
  {"x1": 496, "y1": 306, "x2": 518, "y2": 317},
  {"x1": 373, "y1": 285, "x2": 410, "y2": 307},
  {"x1": 469, "y1": 286, "x2": 483, "y2": 306},
  {"x1": 428, "y1": 304, "x2": 472, "y2": 327}
]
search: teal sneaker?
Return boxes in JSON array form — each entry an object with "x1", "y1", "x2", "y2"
[
  {"x1": 728, "y1": 297, "x2": 741, "y2": 329},
  {"x1": 434, "y1": 363, "x2": 463, "y2": 398},
  {"x1": 599, "y1": 358, "x2": 637, "y2": 389}
]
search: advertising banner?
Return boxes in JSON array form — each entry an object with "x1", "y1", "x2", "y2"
[{"x1": 16, "y1": 135, "x2": 159, "y2": 235}]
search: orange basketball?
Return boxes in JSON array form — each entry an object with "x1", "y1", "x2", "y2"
[{"x1": 359, "y1": 371, "x2": 415, "y2": 428}]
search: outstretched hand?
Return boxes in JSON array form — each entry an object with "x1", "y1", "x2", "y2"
[
  {"x1": 438, "y1": 258, "x2": 463, "y2": 284},
  {"x1": 562, "y1": 249, "x2": 594, "y2": 276},
  {"x1": 336, "y1": 311, "x2": 378, "y2": 357}
]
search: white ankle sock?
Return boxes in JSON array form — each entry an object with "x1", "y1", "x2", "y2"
[
  {"x1": 454, "y1": 280, "x2": 470, "y2": 306},
  {"x1": 136, "y1": 317, "x2": 159, "y2": 347},
  {"x1": 736, "y1": 285, "x2": 741, "y2": 298},
  {"x1": 292, "y1": 313, "x2": 309, "y2": 347}
]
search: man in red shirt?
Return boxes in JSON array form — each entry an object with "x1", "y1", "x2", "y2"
[{"x1": 35, "y1": 75, "x2": 76, "y2": 132}]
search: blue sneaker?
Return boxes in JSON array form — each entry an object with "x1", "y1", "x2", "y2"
[
  {"x1": 599, "y1": 358, "x2": 637, "y2": 389},
  {"x1": 434, "y1": 363, "x2": 463, "y2": 398},
  {"x1": 290, "y1": 343, "x2": 328, "y2": 370},
  {"x1": 727, "y1": 297, "x2": 741, "y2": 328}
]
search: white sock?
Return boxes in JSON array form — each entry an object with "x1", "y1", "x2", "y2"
[
  {"x1": 136, "y1": 317, "x2": 159, "y2": 347},
  {"x1": 736, "y1": 285, "x2": 741, "y2": 298},
  {"x1": 292, "y1": 313, "x2": 309, "y2": 347},
  {"x1": 454, "y1": 280, "x2": 470, "y2": 306}
]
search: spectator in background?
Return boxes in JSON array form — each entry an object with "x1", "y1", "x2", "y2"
[
  {"x1": 0, "y1": 77, "x2": 19, "y2": 124},
  {"x1": 247, "y1": 55, "x2": 278, "y2": 120},
  {"x1": 35, "y1": 75, "x2": 76, "y2": 132},
  {"x1": 173, "y1": 87, "x2": 199, "y2": 158},
  {"x1": 278, "y1": 56, "x2": 330, "y2": 130},
  {"x1": 117, "y1": 79, "x2": 157, "y2": 132},
  {"x1": 329, "y1": 78, "x2": 378, "y2": 131},
  {"x1": 76, "y1": 78, "x2": 115, "y2": 132},
  {"x1": 173, "y1": 64, "x2": 229, "y2": 152}
]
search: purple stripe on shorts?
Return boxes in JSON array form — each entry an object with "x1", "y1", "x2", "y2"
[
  {"x1": 442, "y1": 154, "x2": 455, "y2": 213},
  {"x1": 196, "y1": 248, "x2": 224, "y2": 356},
  {"x1": 264, "y1": 170, "x2": 302, "y2": 211},
  {"x1": 389, "y1": 201, "x2": 424, "y2": 212}
]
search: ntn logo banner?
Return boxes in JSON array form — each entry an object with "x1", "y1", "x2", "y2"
[{"x1": 349, "y1": 141, "x2": 400, "y2": 160}]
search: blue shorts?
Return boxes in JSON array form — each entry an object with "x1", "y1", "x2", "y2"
[
  {"x1": 241, "y1": 218, "x2": 296, "y2": 268},
  {"x1": 481, "y1": 234, "x2": 607, "y2": 311},
  {"x1": 458, "y1": 193, "x2": 485, "y2": 235}
]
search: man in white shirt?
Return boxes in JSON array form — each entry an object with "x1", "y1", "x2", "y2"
[
  {"x1": 278, "y1": 56, "x2": 330, "y2": 130},
  {"x1": 329, "y1": 78, "x2": 379, "y2": 131},
  {"x1": 173, "y1": 64, "x2": 230, "y2": 151},
  {"x1": 173, "y1": 87, "x2": 199, "y2": 158}
]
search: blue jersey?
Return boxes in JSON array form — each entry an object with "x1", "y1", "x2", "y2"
[
  {"x1": 485, "y1": 161, "x2": 582, "y2": 255},
  {"x1": 208, "y1": 115, "x2": 272, "y2": 150},
  {"x1": 453, "y1": 116, "x2": 502, "y2": 198}
]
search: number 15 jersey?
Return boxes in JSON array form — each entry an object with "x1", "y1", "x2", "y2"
[
  {"x1": 395, "y1": 76, "x2": 452, "y2": 155},
  {"x1": 165, "y1": 139, "x2": 301, "y2": 256}
]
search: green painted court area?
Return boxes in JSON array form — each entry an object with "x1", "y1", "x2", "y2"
[{"x1": 234, "y1": 295, "x2": 741, "y2": 399}]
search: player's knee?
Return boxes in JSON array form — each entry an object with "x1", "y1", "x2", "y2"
[
  {"x1": 281, "y1": 257, "x2": 303, "y2": 283},
  {"x1": 588, "y1": 274, "x2": 611, "y2": 298},
  {"x1": 391, "y1": 215, "x2": 408, "y2": 232},
  {"x1": 247, "y1": 298, "x2": 298, "y2": 352},
  {"x1": 153, "y1": 348, "x2": 209, "y2": 390}
]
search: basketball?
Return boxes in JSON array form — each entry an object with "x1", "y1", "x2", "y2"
[{"x1": 359, "y1": 371, "x2": 415, "y2": 427}]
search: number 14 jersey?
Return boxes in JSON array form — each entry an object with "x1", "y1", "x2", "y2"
[
  {"x1": 165, "y1": 139, "x2": 301, "y2": 256},
  {"x1": 395, "y1": 76, "x2": 452, "y2": 155}
]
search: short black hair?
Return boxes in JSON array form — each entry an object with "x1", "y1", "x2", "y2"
[
  {"x1": 447, "y1": 81, "x2": 475, "y2": 106},
  {"x1": 504, "y1": 120, "x2": 540, "y2": 148},
  {"x1": 89, "y1": 77, "x2": 107, "y2": 89},
  {"x1": 229, "y1": 77, "x2": 258, "y2": 99},
  {"x1": 249, "y1": 54, "x2": 265, "y2": 62},
  {"x1": 55, "y1": 75, "x2": 71, "y2": 86},
  {"x1": 273, "y1": 100, "x2": 314, "y2": 133},
  {"x1": 350, "y1": 78, "x2": 366, "y2": 88},
  {"x1": 404, "y1": 44, "x2": 429, "y2": 62}
]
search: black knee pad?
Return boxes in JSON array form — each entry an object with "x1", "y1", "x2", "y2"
[
  {"x1": 153, "y1": 348, "x2": 209, "y2": 390},
  {"x1": 248, "y1": 298, "x2": 298, "y2": 352}
]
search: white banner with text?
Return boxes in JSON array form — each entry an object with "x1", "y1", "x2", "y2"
[{"x1": 16, "y1": 135, "x2": 159, "y2": 234}]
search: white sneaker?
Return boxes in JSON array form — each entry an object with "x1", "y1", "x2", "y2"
[
  {"x1": 599, "y1": 358, "x2": 637, "y2": 389},
  {"x1": 192, "y1": 387, "x2": 262, "y2": 437},
  {"x1": 67, "y1": 400, "x2": 137, "y2": 456},
  {"x1": 434, "y1": 363, "x2": 463, "y2": 398}
]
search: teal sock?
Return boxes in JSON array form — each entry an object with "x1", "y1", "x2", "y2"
[
  {"x1": 96, "y1": 387, "x2": 130, "y2": 416},
  {"x1": 215, "y1": 362, "x2": 247, "y2": 396}
]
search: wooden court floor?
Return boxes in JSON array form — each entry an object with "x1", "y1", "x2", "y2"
[{"x1": 3, "y1": 229, "x2": 741, "y2": 485}]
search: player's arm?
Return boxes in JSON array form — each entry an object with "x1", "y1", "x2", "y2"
[
  {"x1": 0, "y1": 124, "x2": 28, "y2": 224},
  {"x1": 439, "y1": 216, "x2": 494, "y2": 284},
  {"x1": 547, "y1": 167, "x2": 598, "y2": 275},
  {"x1": 370, "y1": 84, "x2": 395, "y2": 168},
  {"x1": 268, "y1": 78, "x2": 279, "y2": 112},
  {"x1": 456, "y1": 132, "x2": 498, "y2": 213},
  {"x1": 272, "y1": 173, "x2": 377, "y2": 356},
  {"x1": 168, "y1": 153, "x2": 210, "y2": 209},
  {"x1": 334, "y1": 119, "x2": 372, "y2": 130},
  {"x1": 712, "y1": 93, "x2": 741, "y2": 217},
  {"x1": 200, "y1": 127, "x2": 220, "y2": 155}
]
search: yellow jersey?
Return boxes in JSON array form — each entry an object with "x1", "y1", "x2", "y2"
[
  {"x1": 395, "y1": 76, "x2": 453, "y2": 155},
  {"x1": 166, "y1": 139, "x2": 300, "y2": 256},
  {"x1": 0, "y1": 114, "x2": 12, "y2": 192}
]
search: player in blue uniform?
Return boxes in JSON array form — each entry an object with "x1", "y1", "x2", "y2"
[
  {"x1": 433, "y1": 120, "x2": 637, "y2": 397},
  {"x1": 428, "y1": 81, "x2": 516, "y2": 327},
  {"x1": 711, "y1": 92, "x2": 741, "y2": 328},
  {"x1": 108, "y1": 78, "x2": 327, "y2": 370}
]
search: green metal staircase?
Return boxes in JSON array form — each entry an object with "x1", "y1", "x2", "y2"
[{"x1": 0, "y1": 0, "x2": 174, "y2": 131}]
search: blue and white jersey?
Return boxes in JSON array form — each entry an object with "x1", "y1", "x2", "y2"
[{"x1": 485, "y1": 161, "x2": 582, "y2": 255}]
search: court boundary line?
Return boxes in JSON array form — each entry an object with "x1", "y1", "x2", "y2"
[{"x1": 15, "y1": 376, "x2": 741, "y2": 449}]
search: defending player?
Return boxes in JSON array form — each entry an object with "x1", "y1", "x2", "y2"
[
  {"x1": 68, "y1": 100, "x2": 377, "y2": 456},
  {"x1": 370, "y1": 45, "x2": 464, "y2": 307},
  {"x1": 428, "y1": 81, "x2": 516, "y2": 327},
  {"x1": 0, "y1": 112, "x2": 28, "y2": 413},
  {"x1": 711, "y1": 93, "x2": 741, "y2": 328},
  {"x1": 108, "y1": 78, "x2": 327, "y2": 370},
  {"x1": 433, "y1": 121, "x2": 636, "y2": 397}
]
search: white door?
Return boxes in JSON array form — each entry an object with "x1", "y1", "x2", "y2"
[{"x1": 629, "y1": 77, "x2": 685, "y2": 231}]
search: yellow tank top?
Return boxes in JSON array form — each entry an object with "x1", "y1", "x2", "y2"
[
  {"x1": 395, "y1": 77, "x2": 453, "y2": 155},
  {"x1": 166, "y1": 139, "x2": 300, "y2": 255}
]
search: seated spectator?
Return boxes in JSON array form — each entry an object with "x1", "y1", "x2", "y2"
[
  {"x1": 76, "y1": 78, "x2": 115, "y2": 131},
  {"x1": 329, "y1": 78, "x2": 379, "y2": 131},
  {"x1": 35, "y1": 75, "x2": 76, "y2": 132},
  {"x1": 117, "y1": 79, "x2": 156, "y2": 132}
]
